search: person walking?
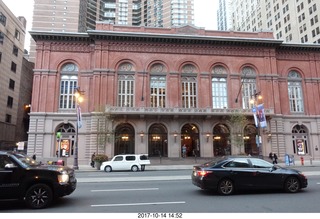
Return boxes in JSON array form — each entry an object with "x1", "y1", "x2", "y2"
[
  {"x1": 182, "y1": 144, "x2": 187, "y2": 158},
  {"x1": 91, "y1": 152, "x2": 96, "y2": 168},
  {"x1": 269, "y1": 152, "x2": 273, "y2": 161},
  {"x1": 273, "y1": 153, "x2": 278, "y2": 164},
  {"x1": 32, "y1": 153, "x2": 36, "y2": 160}
]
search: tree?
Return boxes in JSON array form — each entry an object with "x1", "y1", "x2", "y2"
[
  {"x1": 93, "y1": 105, "x2": 114, "y2": 154},
  {"x1": 229, "y1": 113, "x2": 248, "y2": 155}
]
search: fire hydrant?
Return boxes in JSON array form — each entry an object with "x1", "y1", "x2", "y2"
[{"x1": 300, "y1": 156, "x2": 304, "y2": 166}]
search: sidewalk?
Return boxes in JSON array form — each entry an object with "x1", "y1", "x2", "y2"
[{"x1": 75, "y1": 157, "x2": 320, "y2": 172}]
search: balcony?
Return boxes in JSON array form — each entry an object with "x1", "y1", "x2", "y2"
[{"x1": 105, "y1": 106, "x2": 274, "y2": 117}]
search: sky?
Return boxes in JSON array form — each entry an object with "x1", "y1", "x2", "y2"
[{"x1": 2, "y1": 0, "x2": 218, "y2": 50}]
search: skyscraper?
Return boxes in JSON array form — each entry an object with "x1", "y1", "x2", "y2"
[
  {"x1": 29, "y1": 0, "x2": 195, "y2": 62},
  {"x1": 217, "y1": 0, "x2": 320, "y2": 44}
]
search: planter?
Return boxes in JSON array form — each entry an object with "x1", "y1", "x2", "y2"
[{"x1": 95, "y1": 162, "x2": 101, "y2": 170}]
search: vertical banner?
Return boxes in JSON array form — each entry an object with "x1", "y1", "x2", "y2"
[
  {"x1": 296, "y1": 139, "x2": 305, "y2": 155},
  {"x1": 252, "y1": 107, "x2": 258, "y2": 127},
  {"x1": 77, "y1": 104, "x2": 82, "y2": 129},
  {"x1": 257, "y1": 104, "x2": 267, "y2": 128}
]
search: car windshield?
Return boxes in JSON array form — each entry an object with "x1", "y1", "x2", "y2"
[{"x1": 12, "y1": 153, "x2": 40, "y2": 168}]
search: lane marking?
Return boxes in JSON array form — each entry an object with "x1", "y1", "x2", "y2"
[
  {"x1": 91, "y1": 188, "x2": 159, "y2": 192},
  {"x1": 91, "y1": 201, "x2": 186, "y2": 207}
]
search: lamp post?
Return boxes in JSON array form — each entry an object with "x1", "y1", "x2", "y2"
[
  {"x1": 73, "y1": 87, "x2": 84, "y2": 170},
  {"x1": 250, "y1": 91, "x2": 263, "y2": 158}
]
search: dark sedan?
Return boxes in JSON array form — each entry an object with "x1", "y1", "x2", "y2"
[{"x1": 192, "y1": 156, "x2": 307, "y2": 195}]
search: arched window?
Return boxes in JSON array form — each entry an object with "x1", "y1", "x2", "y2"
[
  {"x1": 59, "y1": 63, "x2": 78, "y2": 109},
  {"x1": 288, "y1": 71, "x2": 304, "y2": 112},
  {"x1": 181, "y1": 64, "x2": 197, "y2": 108},
  {"x1": 292, "y1": 125, "x2": 308, "y2": 155},
  {"x1": 150, "y1": 63, "x2": 167, "y2": 108},
  {"x1": 212, "y1": 65, "x2": 228, "y2": 109},
  {"x1": 241, "y1": 67, "x2": 257, "y2": 109},
  {"x1": 117, "y1": 62, "x2": 135, "y2": 107}
]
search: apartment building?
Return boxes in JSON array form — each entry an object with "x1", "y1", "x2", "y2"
[
  {"x1": 0, "y1": 1, "x2": 34, "y2": 151},
  {"x1": 29, "y1": 0, "x2": 195, "y2": 62},
  {"x1": 28, "y1": 23, "x2": 320, "y2": 166},
  {"x1": 217, "y1": 0, "x2": 320, "y2": 44}
]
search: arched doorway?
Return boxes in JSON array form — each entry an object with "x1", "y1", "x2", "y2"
[
  {"x1": 244, "y1": 124, "x2": 258, "y2": 156},
  {"x1": 114, "y1": 123, "x2": 135, "y2": 155},
  {"x1": 292, "y1": 124, "x2": 309, "y2": 155},
  {"x1": 55, "y1": 123, "x2": 75, "y2": 158},
  {"x1": 213, "y1": 124, "x2": 230, "y2": 156},
  {"x1": 148, "y1": 123, "x2": 168, "y2": 157},
  {"x1": 181, "y1": 123, "x2": 200, "y2": 157}
]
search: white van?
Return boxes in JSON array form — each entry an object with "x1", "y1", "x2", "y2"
[{"x1": 100, "y1": 154, "x2": 150, "y2": 172}]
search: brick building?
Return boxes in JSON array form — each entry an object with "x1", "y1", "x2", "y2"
[{"x1": 29, "y1": 23, "x2": 320, "y2": 165}]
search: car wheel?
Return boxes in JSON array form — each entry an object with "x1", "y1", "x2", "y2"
[
  {"x1": 104, "y1": 166, "x2": 112, "y2": 172},
  {"x1": 131, "y1": 165, "x2": 139, "y2": 172},
  {"x1": 284, "y1": 176, "x2": 300, "y2": 193},
  {"x1": 25, "y1": 183, "x2": 53, "y2": 209},
  {"x1": 217, "y1": 178, "x2": 234, "y2": 195}
]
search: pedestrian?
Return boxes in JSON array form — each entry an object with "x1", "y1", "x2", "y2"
[
  {"x1": 32, "y1": 153, "x2": 36, "y2": 160},
  {"x1": 273, "y1": 153, "x2": 278, "y2": 164},
  {"x1": 56, "y1": 150, "x2": 59, "y2": 158},
  {"x1": 269, "y1": 152, "x2": 273, "y2": 161},
  {"x1": 182, "y1": 144, "x2": 187, "y2": 158},
  {"x1": 91, "y1": 152, "x2": 96, "y2": 168}
]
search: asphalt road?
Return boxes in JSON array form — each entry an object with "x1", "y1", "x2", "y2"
[{"x1": 1, "y1": 168, "x2": 320, "y2": 215}]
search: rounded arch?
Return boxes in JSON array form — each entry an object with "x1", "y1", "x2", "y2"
[
  {"x1": 146, "y1": 60, "x2": 169, "y2": 73},
  {"x1": 114, "y1": 123, "x2": 135, "y2": 155},
  {"x1": 212, "y1": 123, "x2": 231, "y2": 156},
  {"x1": 285, "y1": 67, "x2": 305, "y2": 78},
  {"x1": 148, "y1": 123, "x2": 168, "y2": 157},
  {"x1": 181, "y1": 123, "x2": 200, "y2": 157},
  {"x1": 55, "y1": 123, "x2": 76, "y2": 158},
  {"x1": 240, "y1": 65, "x2": 259, "y2": 76},
  {"x1": 287, "y1": 69, "x2": 303, "y2": 79},
  {"x1": 116, "y1": 60, "x2": 137, "y2": 72},
  {"x1": 292, "y1": 124, "x2": 309, "y2": 155},
  {"x1": 244, "y1": 124, "x2": 259, "y2": 156},
  {"x1": 210, "y1": 63, "x2": 230, "y2": 75},
  {"x1": 177, "y1": 61, "x2": 200, "y2": 74}
]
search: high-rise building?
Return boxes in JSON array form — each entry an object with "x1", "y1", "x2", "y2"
[
  {"x1": 217, "y1": 0, "x2": 233, "y2": 31},
  {"x1": 0, "y1": 1, "x2": 34, "y2": 151},
  {"x1": 217, "y1": 0, "x2": 320, "y2": 44},
  {"x1": 29, "y1": 0, "x2": 195, "y2": 62}
]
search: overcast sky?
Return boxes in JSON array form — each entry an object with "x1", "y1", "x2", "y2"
[{"x1": 2, "y1": 0, "x2": 218, "y2": 50}]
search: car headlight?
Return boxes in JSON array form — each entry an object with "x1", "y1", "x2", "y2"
[{"x1": 58, "y1": 173, "x2": 69, "y2": 184}]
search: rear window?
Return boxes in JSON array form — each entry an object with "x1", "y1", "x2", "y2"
[
  {"x1": 126, "y1": 156, "x2": 136, "y2": 161},
  {"x1": 140, "y1": 155, "x2": 148, "y2": 160}
]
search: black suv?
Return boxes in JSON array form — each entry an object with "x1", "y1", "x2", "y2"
[{"x1": 0, "y1": 151, "x2": 77, "y2": 209}]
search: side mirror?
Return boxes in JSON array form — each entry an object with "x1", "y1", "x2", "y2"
[{"x1": 5, "y1": 163, "x2": 16, "y2": 169}]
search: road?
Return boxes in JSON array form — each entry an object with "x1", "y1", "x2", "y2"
[{"x1": 1, "y1": 168, "x2": 320, "y2": 217}]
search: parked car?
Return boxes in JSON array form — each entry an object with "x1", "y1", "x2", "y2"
[
  {"x1": 100, "y1": 154, "x2": 150, "y2": 172},
  {"x1": 192, "y1": 156, "x2": 307, "y2": 195},
  {"x1": 0, "y1": 151, "x2": 77, "y2": 209}
]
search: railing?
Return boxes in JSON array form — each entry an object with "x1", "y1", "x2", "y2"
[{"x1": 105, "y1": 106, "x2": 274, "y2": 116}]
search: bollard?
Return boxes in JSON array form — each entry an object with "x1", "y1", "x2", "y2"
[{"x1": 300, "y1": 156, "x2": 304, "y2": 166}]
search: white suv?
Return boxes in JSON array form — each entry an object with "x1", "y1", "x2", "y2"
[{"x1": 100, "y1": 154, "x2": 150, "y2": 172}]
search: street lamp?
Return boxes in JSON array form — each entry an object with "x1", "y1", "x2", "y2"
[
  {"x1": 73, "y1": 87, "x2": 84, "y2": 170},
  {"x1": 250, "y1": 91, "x2": 264, "y2": 158}
]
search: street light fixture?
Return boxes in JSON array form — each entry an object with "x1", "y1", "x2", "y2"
[{"x1": 73, "y1": 87, "x2": 84, "y2": 170}]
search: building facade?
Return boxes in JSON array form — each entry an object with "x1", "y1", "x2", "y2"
[
  {"x1": 217, "y1": 0, "x2": 320, "y2": 44},
  {"x1": 29, "y1": 23, "x2": 320, "y2": 166},
  {"x1": 0, "y1": 1, "x2": 34, "y2": 151}
]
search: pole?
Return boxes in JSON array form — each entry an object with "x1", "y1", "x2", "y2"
[{"x1": 73, "y1": 102, "x2": 79, "y2": 170}]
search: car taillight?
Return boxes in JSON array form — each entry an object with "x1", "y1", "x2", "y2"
[{"x1": 197, "y1": 170, "x2": 212, "y2": 177}]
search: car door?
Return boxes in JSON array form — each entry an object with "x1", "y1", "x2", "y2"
[
  {"x1": 0, "y1": 155, "x2": 23, "y2": 199},
  {"x1": 111, "y1": 155, "x2": 124, "y2": 171},
  {"x1": 223, "y1": 158, "x2": 254, "y2": 189},
  {"x1": 249, "y1": 158, "x2": 283, "y2": 189},
  {"x1": 125, "y1": 155, "x2": 136, "y2": 170}
]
